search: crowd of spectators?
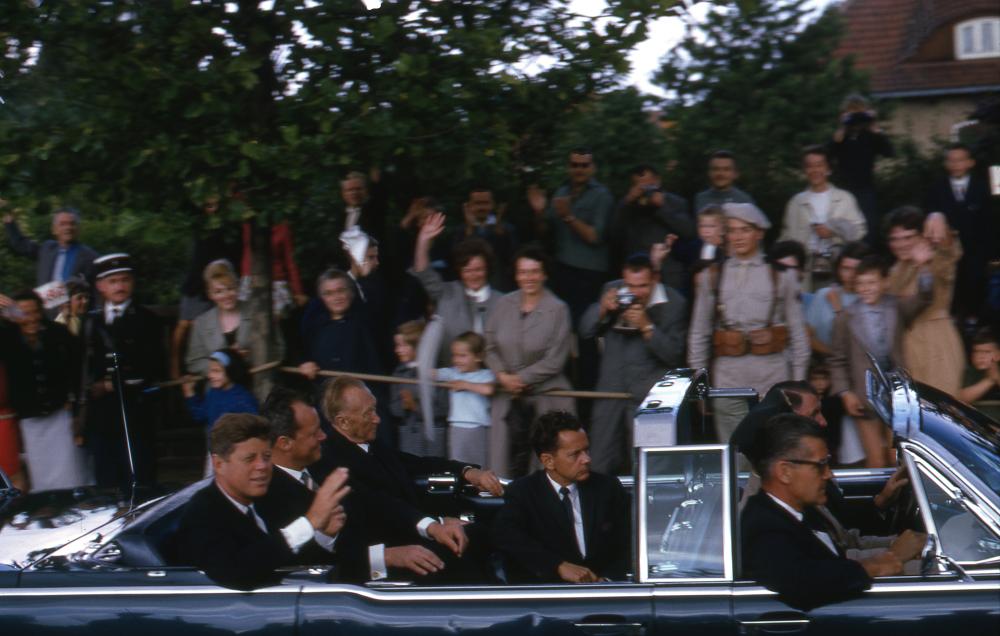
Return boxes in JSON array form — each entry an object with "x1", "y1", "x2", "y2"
[{"x1": 1, "y1": 104, "x2": 998, "y2": 493}]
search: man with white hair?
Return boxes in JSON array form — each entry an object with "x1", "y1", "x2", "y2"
[{"x1": 3, "y1": 205, "x2": 99, "y2": 287}]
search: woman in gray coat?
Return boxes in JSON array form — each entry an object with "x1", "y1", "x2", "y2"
[
  {"x1": 485, "y1": 246, "x2": 575, "y2": 477},
  {"x1": 410, "y1": 212, "x2": 501, "y2": 364}
]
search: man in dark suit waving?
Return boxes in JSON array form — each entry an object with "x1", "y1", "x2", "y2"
[
  {"x1": 741, "y1": 414, "x2": 903, "y2": 609},
  {"x1": 492, "y1": 411, "x2": 630, "y2": 583},
  {"x1": 255, "y1": 386, "x2": 369, "y2": 580},
  {"x1": 173, "y1": 413, "x2": 349, "y2": 590}
]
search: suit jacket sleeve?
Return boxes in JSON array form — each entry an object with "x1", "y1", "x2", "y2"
[
  {"x1": 490, "y1": 480, "x2": 565, "y2": 580},
  {"x1": 4, "y1": 220, "x2": 40, "y2": 259},
  {"x1": 743, "y1": 507, "x2": 871, "y2": 610},
  {"x1": 646, "y1": 291, "x2": 687, "y2": 368},
  {"x1": 687, "y1": 270, "x2": 715, "y2": 370},
  {"x1": 782, "y1": 271, "x2": 810, "y2": 380}
]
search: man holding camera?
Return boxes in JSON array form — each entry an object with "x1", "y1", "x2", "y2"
[
  {"x1": 610, "y1": 164, "x2": 695, "y2": 295},
  {"x1": 688, "y1": 204, "x2": 810, "y2": 443},
  {"x1": 579, "y1": 253, "x2": 688, "y2": 474}
]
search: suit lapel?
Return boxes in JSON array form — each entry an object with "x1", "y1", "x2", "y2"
[
  {"x1": 535, "y1": 472, "x2": 583, "y2": 561},
  {"x1": 578, "y1": 479, "x2": 596, "y2": 556}
]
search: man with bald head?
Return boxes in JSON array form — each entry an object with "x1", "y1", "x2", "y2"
[{"x1": 312, "y1": 376, "x2": 502, "y2": 581}]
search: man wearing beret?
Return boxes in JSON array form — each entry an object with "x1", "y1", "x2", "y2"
[
  {"x1": 687, "y1": 203, "x2": 810, "y2": 442},
  {"x1": 80, "y1": 253, "x2": 165, "y2": 489}
]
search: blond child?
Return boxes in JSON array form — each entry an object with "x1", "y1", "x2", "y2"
[{"x1": 435, "y1": 332, "x2": 495, "y2": 467}]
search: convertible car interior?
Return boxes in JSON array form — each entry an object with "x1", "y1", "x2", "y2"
[{"x1": 1, "y1": 366, "x2": 997, "y2": 636}]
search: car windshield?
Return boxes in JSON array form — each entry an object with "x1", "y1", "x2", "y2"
[{"x1": 916, "y1": 384, "x2": 1000, "y2": 498}]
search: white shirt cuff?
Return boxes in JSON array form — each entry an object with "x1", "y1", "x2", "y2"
[
  {"x1": 313, "y1": 530, "x2": 337, "y2": 553},
  {"x1": 280, "y1": 516, "x2": 315, "y2": 554},
  {"x1": 369, "y1": 544, "x2": 387, "y2": 580},
  {"x1": 416, "y1": 516, "x2": 439, "y2": 539}
]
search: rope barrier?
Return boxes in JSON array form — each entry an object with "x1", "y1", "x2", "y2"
[{"x1": 156, "y1": 361, "x2": 633, "y2": 400}]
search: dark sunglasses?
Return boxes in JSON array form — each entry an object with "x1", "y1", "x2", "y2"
[{"x1": 569, "y1": 162, "x2": 592, "y2": 168}]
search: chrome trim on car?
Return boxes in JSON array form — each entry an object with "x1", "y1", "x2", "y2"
[
  {"x1": 732, "y1": 580, "x2": 1000, "y2": 596},
  {"x1": 637, "y1": 444, "x2": 732, "y2": 584}
]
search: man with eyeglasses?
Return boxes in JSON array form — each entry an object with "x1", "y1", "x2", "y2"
[
  {"x1": 741, "y1": 414, "x2": 904, "y2": 610},
  {"x1": 527, "y1": 148, "x2": 615, "y2": 391}
]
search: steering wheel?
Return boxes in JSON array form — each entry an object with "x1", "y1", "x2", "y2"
[{"x1": 888, "y1": 478, "x2": 919, "y2": 536}]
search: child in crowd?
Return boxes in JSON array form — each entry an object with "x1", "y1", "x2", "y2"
[
  {"x1": 183, "y1": 348, "x2": 258, "y2": 475},
  {"x1": 959, "y1": 328, "x2": 1000, "y2": 422},
  {"x1": 435, "y1": 332, "x2": 496, "y2": 467},
  {"x1": 692, "y1": 204, "x2": 726, "y2": 273},
  {"x1": 829, "y1": 255, "x2": 932, "y2": 467},
  {"x1": 390, "y1": 320, "x2": 448, "y2": 456}
]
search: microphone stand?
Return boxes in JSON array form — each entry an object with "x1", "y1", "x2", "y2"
[{"x1": 107, "y1": 351, "x2": 138, "y2": 511}]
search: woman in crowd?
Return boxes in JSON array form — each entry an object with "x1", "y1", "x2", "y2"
[
  {"x1": 53, "y1": 277, "x2": 90, "y2": 336},
  {"x1": 0, "y1": 291, "x2": 89, "y2": 492},
  {"x1": 885, "y1": 206, "x2": 965, "y2": 397},
  {"x1": 298, "y1": 268, "x2": 380, "y2": 382},
  {"x1": 411, "y1": 211, "x2": 502, "y2": 364},
  {"x1": 485, "y1": 246, "x2": 574, "y2": 477},
  {"x1": 0, "y1": 306, "x2": 25, "y2": 492},
  {"x1": 186, "y1": 260, "x2": 281, "y2": 398}
]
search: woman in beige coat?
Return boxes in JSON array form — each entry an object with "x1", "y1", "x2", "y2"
[
  {"x1": 885, "y1": 207, "x2": 964, "y2": 397},
  {"x1": 485, "y1": 246, "x2": 575, "y2": 477}
]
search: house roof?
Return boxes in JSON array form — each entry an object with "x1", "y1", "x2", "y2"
[{"x1": 835, "y1": 0, "x2": 1000, "y2": 97}]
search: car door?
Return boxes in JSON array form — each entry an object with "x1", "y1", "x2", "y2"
[
  {"x1": 732, "y1": 445, "x2": 1000, "y2": 635},
  {"x1": 640, "y1": 445, "x2": 736, "y2": 636},
  {"x1": 0, "y1": 537, "x2": 300, "y2": 635},
  {"x1": 297, "y1": 580, "x2": 654, "y2": 636}
]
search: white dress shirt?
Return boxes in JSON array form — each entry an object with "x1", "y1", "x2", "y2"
[
  {"x1": 104, "y1": 299, "x2": 132, "y2": 324},
  {"x1": 950, "y1": 176, "x2": 970, "y2": 202},
  {"x1": 547, "y1": 473, "x2": 587, "y2": 558}
]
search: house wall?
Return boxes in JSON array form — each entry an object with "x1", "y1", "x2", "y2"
[{"x1": 882, "y1": 94, "x2": 985, "y2": 153}]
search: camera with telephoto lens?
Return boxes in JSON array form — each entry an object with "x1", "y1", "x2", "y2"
[{"x1": 612, "y1": 287, "x2": 640, "y2": 333}]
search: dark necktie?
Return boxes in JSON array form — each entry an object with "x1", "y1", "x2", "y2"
[
  {"x1": 300, "y1": 470, "x2": 316, "y2": 492},
  {"x1": 559, "y1": 486, "x2": 575, "y2": 527},
  {"x1": 245, "y1": 505, "x2": 264, "y2": 534}
]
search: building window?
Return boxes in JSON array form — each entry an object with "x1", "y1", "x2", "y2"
[{"x1": 955, "y1": 17, "x2": 1000, "y2": 60}]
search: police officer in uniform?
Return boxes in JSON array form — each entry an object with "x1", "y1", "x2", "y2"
[
  {"x1": 80, "y1": 253, "x2": 164, "y2": 489},
  {"x1": 688, "y1": 204, "x2": 810, "y2": 442}
]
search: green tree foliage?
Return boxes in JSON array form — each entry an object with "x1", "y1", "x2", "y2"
[
  {"x1": 0, "y1": 0, "x2": 682, "y2": 300},
  {"x1": 654, "y1": 0, "x2": 868, "y2": 222}
]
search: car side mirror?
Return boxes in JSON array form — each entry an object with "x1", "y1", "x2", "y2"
[{"x1": 920, "y1": 533, "x2": 974, "y2": 582}]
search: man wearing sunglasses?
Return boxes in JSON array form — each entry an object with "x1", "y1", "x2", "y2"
[{"x1": 741, "y1": 414, "x2": 905, "y2": 610}]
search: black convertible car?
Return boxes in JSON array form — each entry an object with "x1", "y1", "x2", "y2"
[{"x1": 1, "y1": 367, "x2": 998, "y2": 635}]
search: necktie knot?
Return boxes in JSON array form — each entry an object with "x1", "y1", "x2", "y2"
[
  {"x1": 300, "y1": 470, "x2": 316, "y2": 491},
  {"x1": 559, "y1": 486, "x2": 571, "y2": 499}
]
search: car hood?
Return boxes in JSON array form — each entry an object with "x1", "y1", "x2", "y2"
[{"x1": 0, "y1": 487, "x2": 161, "y2": 569}]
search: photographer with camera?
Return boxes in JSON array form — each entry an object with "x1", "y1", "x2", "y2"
[
  {"x1": 610, "y1": 164, "x2": 695, "y2": 295},
  {"x1": 830, "y1": 95, "x2": 893, "y2": 243},
  {"x1": 579, "y1": 253, "x2": 687, "y2": 475},
  {"x1": 780, "y1": 146, "x2": 867, "y2": 292}
]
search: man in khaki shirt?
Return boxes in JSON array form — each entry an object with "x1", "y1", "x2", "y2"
[{"x1": 688, "y1": 203, "x2": 810, "y2": 441}]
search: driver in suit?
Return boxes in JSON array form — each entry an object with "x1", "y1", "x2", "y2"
[
  {"x1": 741, "y1": 414, "x2": 904, "y2": 609},
  {"x1": 491, "y1": 410, "x2": 630, "y2": 583}
]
